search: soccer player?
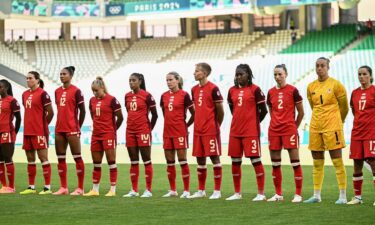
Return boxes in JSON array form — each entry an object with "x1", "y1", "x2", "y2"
[
  {"x1": 84, "y1": 77, "x2": 123, "y2": 197},
  {"x1": 53, "y1": 66, "x2": 86, "y2": 196},
  {"x1": 347, "y1": 66, "x2": 375, "y2": 205},
  {"x1": 123, "y1": 73, "x2": 158, "y2": 198},
  {"x1": 226, "y1": 64, "x2": 268, "y2": 201},
  {"x1": 160, "y1": 72, "x2": 194, "y2": 198},
  {"x1": 188, "y1": 63, "x2": 224, "y2": 200},
  {"x1": 20, "y1": 71, "x2": 54, "y2": 195},
  {"x1": 304, "y1": 57, "x2": 349, "y2": 204},
  {"x1": 267, "y1": 64, "x2": 304, "y2": 203},
  {"x1": 0, "y1": 79, "x2": 21, "y2": 194}
]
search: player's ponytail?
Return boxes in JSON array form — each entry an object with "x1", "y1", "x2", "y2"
[
  {"x1": 64, "y1": 66, "x2": 75, "y2": 77},
  {"x1": 131, "y1": 73, "x2": 146, "y2": 91},
  {"x1": 235, "y1": 64, "x2": 254, "y2": 87},
  {"x1": 92, "y1": 76, "x2": 108, "y2": 94},
  {"x1": 28, "y1": 71, "x2": 44, "y2": 89},
  {"x1": 275, "y1": 64, "x2": 288, "y2": 74},
  {"x1": 168, "y1": 71, "x2": 183, "y2": 89},
  {"x1": 359, "y1": 65, "x2": 373, "y2": 83},
  {"x1": 0, "y1": 79, "x2": 13, "y2": 96}
]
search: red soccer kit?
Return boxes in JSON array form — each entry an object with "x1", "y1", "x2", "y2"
[
  {"x1": 0, "y1": 96, "x2": 20, "y2": 143},
  {"x1": 228, "y1": 84, "x2": 265, "y2": 157},
  {"x1": 267, "y1": 84, "x2": 303, "y2": 150},
  {"x1": 350, "y1": 86, "x2": 375, "y2": 159},
  {"x1": 191, "y1": 81, "x2": 223, "y2": 157},
  {"x1": 55, "y1": 85, "x2": 84, "y2": 136},
  {"x1": 89, "y1": 94, "x2": 121, "y2": 151},
  {"x1": 160, "y1": 89, "x2": 193, "y2": 150},
  {"x1": 22, "y1": 87, "x2": 52, "y2": 150},
  {"x1": 125, "y1": 89, "x2": 156, "y2": 147}
]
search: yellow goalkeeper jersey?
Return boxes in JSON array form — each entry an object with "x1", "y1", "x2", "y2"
[{"x1": 307, "y1": 77, "x2": 348, "y2": 133}]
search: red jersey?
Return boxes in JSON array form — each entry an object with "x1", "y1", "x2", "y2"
[
  {"x1": 125, "y1": 89, "x2": 156, "y2": 134},
  {"x1": 267, "y1": 84, "x2": 303, "y2": 136},
  {"x1": 55, "y1": 85, "x2": 84, "y2": 133},
  {"x1": 191, "y1": 81, "x2": 223, "y2": 136},
  {"x1": 160, "y1": 89, "x2": 193, "y2": 138},
  {"x1": 228, "y1": 84, "x2": 265, "y2": 137},
  {"x1": 350, "y1": 85, "x2": 375, "y2": 140},
  {"x1": 89, "y1": 94, "x2": 121, "y2": 139},
  {"x1": 22, "y1": 87, "x2": 52, "y2": 136},
  {"x1": 0, "y1": 96, "x2": 20, "y2": 133}
]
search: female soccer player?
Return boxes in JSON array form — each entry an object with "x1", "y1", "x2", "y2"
[
  {"x1": 188, "y1": 62, "x2": 224, "y2": 200},
  {"x1": 267, "y1": 64, "x2": 304, "y2": 203},
  {"x1": 123, "y1": 73, "x2": 158, "y2": 198},
  {"x1": 304, "y1": 57, "x2": 349, "y2": 204},
  {"x1": 53, "y1": 66, "x2": 86, "y2": 196},
  {"x1": 226, "y1": 64, "x2": 267, "y2": 201},
  {"x1": 347, "y1": 66, "x2": 375, "y2": 205},
  {"x1": 84, "y1": 77, "x2": 123, "y2": 197},
  {"x1": 160, "y1": 72, "x2": 194, "y2": 198},
  {"x1": 20, "y1": 71, "x2": 54, "y2": 195},
  {"x1": 0, "y1": 79, "x2": 21, "y2": 193}
]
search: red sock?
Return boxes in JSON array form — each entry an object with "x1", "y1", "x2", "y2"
[
  {"x1": 272, "y1": 160, "x2": 282, "y2": 195},
  {"x1": 180, "y1": 162, "x2": 190, "y2": 192},
  {"x1": 167, "y1": 163, "x2": 176, "y2": 191},
  {"x1": 130, "y1": 163, "x2": 139, "y2": 192},
  {"x1": 109, "y1": 163, "x2": 117, "y2": 187},
  {"x1": 197, "y1": 165, "x2": 207, "y2": 191},
  {"x1": 144, "y1": 162, "x2": 153, "y2": 192},
  {"x1": 5, "y1": 162, "x2": 15, "y2": 188},
  {"x1": 0, "y1": 162, "x2": 6, "y2": 187},
  {"x1": 57, "y1": 157, "x2": 67, "y2": 188},
  {"x1": 74, "y1": 156, "x2": 85, "y2": 189},
  {"x1": 292, "y1": 160, "x2": 303, "y2": 196},
  {"x1": 232, "y1": 162, "x2": 242, "y2": 193},
  {"x1": 353, "y1": 173, "x2": 363, "y2": 196},
  {"x1": 93, "y1": 164, "x2": 102, "y2": 184},
  {"x1": 252, "y1": 160, "x2": 265, "y2": 194},
  {"x1": 42, "y1": 162, "x2": 51, "y2": 186},
  {"x1": 213, "y1": 164, "x2": 222, "y2": 191},
  {"x1": 27, "y1": 163, "x2": 37, "y2": 186}
]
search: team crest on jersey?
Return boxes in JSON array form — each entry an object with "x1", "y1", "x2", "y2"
[{"x1": 46, "y1": 94, "x2": 50, "y2": 99}]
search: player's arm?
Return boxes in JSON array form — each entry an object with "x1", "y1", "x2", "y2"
[
  {"x1": 227, "y1": 90, "x2": 233, "y2": 114},
  {"x1": 185, "y1": 93, "x2": 194, "y2": 127},
  {"x1": 213, "y1": 87, "x2": 224, "y2": 126},
  {"x1": 160, "y1": 96, "x2": 165, "y2": 117},
  {"x1": 350, "y1": 93, "x2": 355, "y2": 116},
  {"x1": 45, "y1": 104, "x2": 54, "y2": 124},
  {"x1": 147, "y1": 94, "x2": 158, "y2": 130},
  {"x1": 14, "y1": 111, "x2": 21, "y2": 134},
  {"x1": 115, "y1": 109, "x2": 123, "y2": 130},
  {"x1": 89, "y1": 99, "x2": 93, "y2": 120},
  {"x1": 255, "y1": 87, "x2": 267, "y2": 123},
  {"x1": 306, "y1": 86, "x2": 313, "y2": 110},
  {"x1": 293, "y1": 88, "x2": 304, "y2": 128},
  {"x1": 266, "y1": 91, "x2": 272, "y2": 114},
  {"x1": 335, "y1": 82, "x2": 349, "y2": 122},
  {"x1": 76, "y1": 90, "x2": 86, "y2": 128}
]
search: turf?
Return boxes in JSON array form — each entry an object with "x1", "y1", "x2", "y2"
[{"x1": 0, "y1": 164, "x2": 374, "y2": 225}]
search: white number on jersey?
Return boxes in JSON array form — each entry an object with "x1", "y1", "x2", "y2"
[
  {"x1": 359, "y1": 100, "x2": 366, "y2": 111},
  {"x1": 130, "y1": 102, "x2": 137, "y2": 111}
]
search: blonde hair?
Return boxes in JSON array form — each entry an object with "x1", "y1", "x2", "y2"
[
  {"x1": 167, "y1": 71, "x2": 184, "y2": 89},
  {"x1": 92, "y1": 76, "x2": 108, "y2": 94}
]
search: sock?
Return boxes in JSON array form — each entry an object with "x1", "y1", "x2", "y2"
[
  {"x1": 353, "y1": 173, "x2": 363, "y2": 197},
  {"x1": 167, "y1": 162, "x2": 176, "y2": 191},
  {"x1": 74, "y1": 155, "x2": 85, "y2": 190},
  {"x1": 5, "y1": 162, "x2": 15, "y2": 189},
  {"x1": 291, "y1": 160, "x2": 303, "y2": 196},
  {"x1": 213, "y1": 163, "x2": 222, "y2": 191},
  {"x1": 109, "y1": 162, "x2": 117, "y2": 191},
  {"x1": 57, "y1": 156, "x2": 67, "y2": 188},
  {"x1": 271, "y1": 159, "x2": 282, "y2": 195},
  {"x1": 0, "y1": 162, "x2": 6, "y2": 187},
  {"x1": 231, "y1": 160, "x2": 242, "y2": 193},
  {"x1": 313, "y1": 159, "x2": 325, "y2": 191},
  {"x1": 92, "y1": 164, "x2": 102, "y2": 191},
  {"x1": 197, "y1": 165, "x2": 207, "y2": 191},
  {"x1": 252, "y1": 158, "x2": 265, "y2": 195},
  {"x1": 42, "y1": 161, "x2": 51, "y2": 187},
  {"x1": 332, "y1": 158, "x2": 347, "y2": 190},
  {"x1": 314, "y1": 189, "x2": 321, "y2": 199},
  {"x1": 93, "y1": 183, "x2": 100, "y2": 192},
  {"x1": 144, "y1": 161, "x2": 153, "y2": 192},
  {"x1": 180, "y1": 161, "x2": 190, "y2": 192},
  {"x1": 27, "y1": 162, "x2": 37, "y2": 187},
  {"x1": 130, "y1": 162, "x2": 139, "y2": 192}
]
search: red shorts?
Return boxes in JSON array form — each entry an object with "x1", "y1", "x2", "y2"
[
  {"x1": 55, "y1": 132, "x2": 81, "y2": 139},
  {"x1": 91, "y1": 139, "x2": 117, "y2": 152},
  {"x1": 193, "y1": 134, "x2": 221, "y2": 157},
  {"x1": 228, "y1": 136, "x2": 261, "y2": 157},
  {"x1": 350, "y1": 140, "x2": 375, "y2": 159},
  {"x1": 163, "y1": 136, "x2": 188, "y2": 150},
  {"x1": 268, "y1": 134, "x2": 299, "y2": 151},
  {"x1": 0, "y1": 131, "x2": 16, "y2": 144},
  {"x1": 23, "y1": 135, "x2": 49, "y2": 151},
  {"x1": 126, "y1": 132, "x2": 151, "y2": 147}
]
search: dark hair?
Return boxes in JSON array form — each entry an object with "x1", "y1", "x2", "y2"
[
  {"x1": 234, "y1": 64, "x2": 254, "y2": 87},
  {"x1": 167, "y1": 71, "x2": 183, "y2": 89},
  {"x1": 63, "y1": 66, "x2": 75, "y2": 77},
  {"x1": 0, "y1": 79, "x2": 13, "y2": 96},
  {"x1": 275, "y1": 64, "x2": 288, "y2": 74},
  {"x1": 130, "y1": 73, "x2": 146, "y2": 91},
  {"x1": 196, "y1": 62, "x2": 212, "y2": 76},
  {"x1": 316, "y1": 57, "x2": 330, "y2": 68},
  {"x1": 28, "y1": 71, "x2": 44, "y2": 89},
  {"x1": 92, "y1": 76, "x2": 108, "y2": 94},
  {"x1": 359, "y1": 65, "x2": 373, "y2": 83}
]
